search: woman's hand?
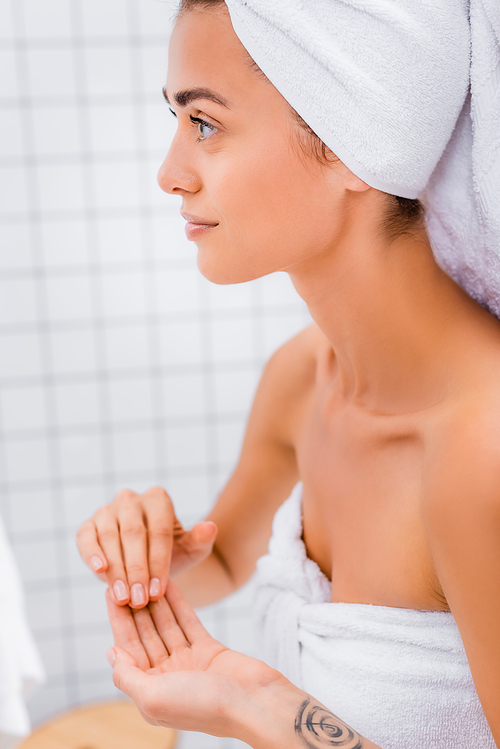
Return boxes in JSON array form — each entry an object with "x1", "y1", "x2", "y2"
[
  {"x1": 76, "y1": 486, "x2": 218, "y2": 608},
  {"x1": 106, "y1": 581, "x2": 291, "y2": 739},
  {"x1": 106, "y1": 582, "x2": 379, "y2": 749}
]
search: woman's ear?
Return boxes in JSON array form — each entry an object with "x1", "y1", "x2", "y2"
[
  {"x1": 344, "y1": 170, "x2": 371, "y2": 193},
  {"x1": 328, "y1": 158, "x2": 371, "y2": 194}
]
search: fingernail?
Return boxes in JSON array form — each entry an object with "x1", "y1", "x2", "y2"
[
  {"x1": 149, "y1": 578, "x2": 161, "y2": 597},
  {"x1": 106, "y1": 648, "x2": 116, "y2": 667},
  {"x1": 113, "y1": 580, "x2": 128, "y2": 602},
  {"x1": 131, "y1": 583, "x2": 146, "y2": 607},
  {"x1": 90, "y1": 555, "x2": 104, "y2": 572}
]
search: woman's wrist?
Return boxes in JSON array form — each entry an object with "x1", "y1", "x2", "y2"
[
  {"x1": 231, "y1": 677, "x2": 305, "y2": 748},
  {"x1": 231, "y1": 677, "x2": 381, "y2": 749}
]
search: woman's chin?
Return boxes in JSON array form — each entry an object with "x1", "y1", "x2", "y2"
[{"x1": 196, "y1": 249, "x2": 263, "y2": 285}]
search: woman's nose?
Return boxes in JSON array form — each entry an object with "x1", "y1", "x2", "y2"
[{"x1": 157, "y1": 141, "x2": 201, "y2": 196}]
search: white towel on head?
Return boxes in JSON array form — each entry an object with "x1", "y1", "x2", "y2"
[
  {"x1": 224, "y1": 0, "x2": 500, "y2": 317},
  {"x1": 254, "y1": 483, "x2": 496, "y2": 749},
  {"x1": 0, "y1": 515, "x2": 45, "y2": 748}
]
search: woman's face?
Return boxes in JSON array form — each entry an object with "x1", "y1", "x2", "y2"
[{"x1": 159, "y1": 8, "x2": 365, "y2": 284}]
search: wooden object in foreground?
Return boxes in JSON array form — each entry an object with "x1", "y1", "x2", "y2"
[{"x1": 16, "y1": 700, "x2": 177, "y2": 749}]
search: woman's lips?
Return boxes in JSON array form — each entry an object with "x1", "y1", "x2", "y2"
[
  {"x1": 181, "y1": 213, "x2": 219, "y2": 241},
  {"x1": 184, "y1": 221, "x2": 218, "y2": 240}
]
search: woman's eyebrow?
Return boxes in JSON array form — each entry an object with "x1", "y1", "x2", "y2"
[{"x1": 162, "y1": 86, "x2": 231, "y2": 109}]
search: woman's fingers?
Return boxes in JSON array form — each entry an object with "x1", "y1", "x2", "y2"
[
  {"x1": 108, "y1": 646, "x2": 155, "y2": 711},
  {"x1": 76, "y1": 519, "x2": 108, "y2": 577},
  {"x1": 186, "y1": 520, "x2": 219, "y2": 562},
  {"x1": 133, "y1": 607, "x2": 171, "y2": 666},
  {"x1": 118, "y1": 495, "x2": 150, "y2": 609},
  {"x1": 164, "y1": 580, "x2": 211, "y2": 645},
  {"x1": 95, "y1": 509, "x2": 131, "y2": 606},
  {"x1": 149, "y1": 595, "x2": 190, "y2": 654},
  {"x1": 143, "y1": 489, "x2": 175, "y2": 601},
  {"x1": 106, "y1": 589, "x2": 151, "y2": 670},
  {"x1": 78, "y1": 486, "x2": 217, "y2": 607}
]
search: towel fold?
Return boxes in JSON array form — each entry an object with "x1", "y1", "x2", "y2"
[
  {"x1": 225, "y1": 0, "x2": 500, "y2": 317},
  {"x1": 254, "y1": 483, "x2": 496, "y2": 749},
  {"x1": 0, "y1": 515, "x2": 45, "y2": 748}
]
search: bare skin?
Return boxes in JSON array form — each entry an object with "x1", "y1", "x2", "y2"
[
  {"x1": 77, "y1": 5, "x2": 500, "y2": 746},
  {"x1": 106, "y1": 581, "x2": 379, "y2": 749}
]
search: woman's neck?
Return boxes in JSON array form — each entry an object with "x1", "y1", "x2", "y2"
[{"x1": 288, "y1": 225, "x2": 490, "y2": 415}]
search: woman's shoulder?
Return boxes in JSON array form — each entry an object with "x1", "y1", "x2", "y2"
[
  {"x1": 422, "y1": 371, "x2": 500, "y2": 520},
  {"x1": 263, "y1": 322, "x2": 326, "y2": 386},
  {"x1": 249, "y1": 324, "x2": 327, "y2": 445}
]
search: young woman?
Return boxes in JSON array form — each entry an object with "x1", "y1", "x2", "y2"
[{"x1": 77, "y1": 1, "x2": 500, "y2": 747}]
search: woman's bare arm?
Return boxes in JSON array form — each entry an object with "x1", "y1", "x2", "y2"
[
  {"x1": 77, "y1": 327, "x2": 316, "y2": 608},
  {"x1": 172, "y1": 328, "x2": 318, "y2": 605},
  {"x1": 423, "y1": 410, "x2": 500, "y2": 745}
]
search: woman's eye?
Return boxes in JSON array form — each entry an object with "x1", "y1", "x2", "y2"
[{"x1": 190, "y1": 116, "x2": 217, "y2": 141}]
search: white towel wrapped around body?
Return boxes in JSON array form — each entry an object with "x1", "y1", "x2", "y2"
[
  {"x1": 225, "y1": 0, "x2": 500, "y2": 317},
  {"x1": 254, "y1": 484, "x2": 496, "y2": 749},
  {"x1": 0, "y1": 516, "x2": 45, "y2": 748}
]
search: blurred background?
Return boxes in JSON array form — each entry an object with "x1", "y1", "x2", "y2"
[{"x1": 0, "y1": 0, "x2": 310, "y2": 746}]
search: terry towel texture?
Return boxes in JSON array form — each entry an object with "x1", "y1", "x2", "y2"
[
  {"x1": 254, "y1": 483, "x2": 496, "y2": 749},
  {"x1": 225, "y1": 0, "x2": 500, "y2": 317},
  {"x1": 0, "y1": 516, "x2": 44, "y2": 748}
]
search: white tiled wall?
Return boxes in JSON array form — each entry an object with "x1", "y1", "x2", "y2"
[{"x1": 0, "y1": 1, "x2": 310, "y2": 747}]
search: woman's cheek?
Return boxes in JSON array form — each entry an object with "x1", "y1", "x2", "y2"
[{"x1": 199, "y1": 144, "x2": 324, "y2": 279}]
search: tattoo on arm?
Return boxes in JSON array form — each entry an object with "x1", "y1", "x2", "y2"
[{"x1": 294, "y1": 698, "x2": 364, "y2": 749}]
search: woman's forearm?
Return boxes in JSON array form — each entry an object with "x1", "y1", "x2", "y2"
[
  {"x1": 173, "y1": 544, "x2": 238, "y2": 608},
  {"x1": 234, "y1": 681, "x2": 382, "y2": 749}
]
